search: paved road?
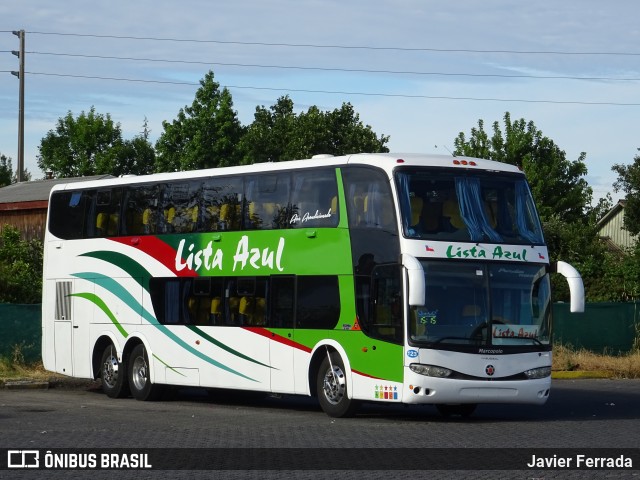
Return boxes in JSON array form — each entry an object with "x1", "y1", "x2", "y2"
[{"x1": 1, "y1": 379, "x2": 639, "y2": 479}]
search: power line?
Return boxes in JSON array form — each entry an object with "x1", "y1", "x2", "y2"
[
  {"x1": 25, "y1": 51, "x2": 640, "y2": 82},
  {"x1": 23, "y1": 30, "x2": 640, "y2": 56},
  {"x1": 24, "y1": 71, "x2": 640, "y2": 106}
]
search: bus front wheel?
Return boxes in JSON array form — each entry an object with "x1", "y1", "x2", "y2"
[
  {"x1": 100, "y1": 344, "x2": 129, "y2": 398},
  {"x1": 128, "y1": 344, "x2": 161, "y2": 401},
  {"x1": 317, "y1": 352, "x2": 358, "y2": 418}
]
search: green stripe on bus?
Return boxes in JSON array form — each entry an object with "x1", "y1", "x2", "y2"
[
  {"x1": 80, "y1": 251, "x2": 152, "y2": 291},
  {"x1": 187, "y1": 325, "x2": 273, "y2": 369},
  {"x1": 72, "y1": 272, "x2": 258, "y2": 382},
  {"x1": 69, "y1": 292, "x2": 129, "y2": 338}
]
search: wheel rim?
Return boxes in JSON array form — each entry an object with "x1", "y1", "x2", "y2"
[
  {"x1": 322, "y1": 364, "x2": 346, "y2": 405},
  {"x1": 102, "y1": 353, "x2": 119, "y2": 388},
  {"x1": 131, "y1": 353, "x2": 148, "y2": 391}
]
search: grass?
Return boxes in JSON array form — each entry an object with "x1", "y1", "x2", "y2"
[
  {"x1": 2, "y1": 345, "x2": 640, "y2": 386},
  {"x1": 552, "y1": 344, "x2": 640, "y2": 379}
]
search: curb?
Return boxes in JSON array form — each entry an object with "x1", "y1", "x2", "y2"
[{"x1": 4, "y1": 380, "x2": 50, "y2": 390}]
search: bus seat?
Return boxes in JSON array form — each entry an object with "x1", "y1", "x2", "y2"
[
  {"x1": 210, "y1": 296, "x2": 221, "y2": 325},
  {"x1": 142, "y1": 208, "x2": 155, "y2": 233},
  {"x1": 239, "y1": 296, "x2": 254, "y2": 324},
  {"x1": 96, "y1": 212, "x2": 108, "y2": 235},
  {"x1": 331, "y1": 196, "x2": 337, "y2": 213},
  {"x1": 107, "y1": 214, "x2": 119, "y2": 236},
  {"x1": 422, "y1": 201, "x2": 441, "y2": 232},
  {"x1": 410, "y1": 196, "x2": 423, "y2": 227},
  {"x1": 187, "y1": 205, "x2": 199, "y2": 231},
  {"x1": 443, "y1": 199, "x2": 465, "y2": 229}
]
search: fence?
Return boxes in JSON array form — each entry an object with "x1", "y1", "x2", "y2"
[
  {"x1": 553, "y1": 302, "x2": 640, "y2": 354},
  {"x1": 0, "y1": 304, "x2": 42, "y2": 363},
  {"x1": 1, "y1": 303, "x2": 639, "y2": 364}
]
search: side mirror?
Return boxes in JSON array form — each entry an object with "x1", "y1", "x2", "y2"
[
  {"x1": 553, "y1": 261, "x2": 585, "y2": 313},
  {"x1": 402, "y1": 254, "x2": 425, "y2": 306}
]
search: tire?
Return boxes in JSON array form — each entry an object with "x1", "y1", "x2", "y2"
[
  {"x1": 436, "y1": 403, "x2": 477, "y2": 417},
  {"x1": 128, "y1": 344, "x2": 162, "y2": 401},
  {"x1": 100, "y1": 344, "x2": 129, "y2": 398},
  {"x1": 316, "y1": 352, "x2": 359, "y2": 418}
]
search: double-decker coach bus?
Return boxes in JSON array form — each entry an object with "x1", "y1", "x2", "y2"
[{"x1": 42, "y1": 153, "x2": 584, "y2": 417}]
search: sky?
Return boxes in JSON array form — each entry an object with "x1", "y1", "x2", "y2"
[{"x1": 1, "y1": 1, "x2": 638, "y2": 203}]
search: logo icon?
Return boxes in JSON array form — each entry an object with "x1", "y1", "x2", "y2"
[
  {"x1": 485, "y1": 365, "x2": 495, "y2": 376},
  {"x1": 7, "y1": 450, "x2": 39, "y2": 468},
  {"x1": 407, "y1": 349, "x2": 419, "y2": 358}
]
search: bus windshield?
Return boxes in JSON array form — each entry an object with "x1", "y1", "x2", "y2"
[
  {"x1": 396, "y1": 168, "x2": 544, "y2": 245},
  {"x1": 410, "y1": 261, "x2": 551, "y2": 347}
]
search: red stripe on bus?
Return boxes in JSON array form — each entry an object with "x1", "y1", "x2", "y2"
[
  {"x1": 110, "y1": 236, "x2": 197, "y2": 277},
  {"x1": 242, "y1": 327, "x2": 312, "y2": 353}
]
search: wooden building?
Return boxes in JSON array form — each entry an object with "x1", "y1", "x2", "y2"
[
  {"x1": 597, "y1": 200, "x2": 638, "y2": 253},
  {"x1": 0, "y1": 175, "x2": 113, "y2": 242}
]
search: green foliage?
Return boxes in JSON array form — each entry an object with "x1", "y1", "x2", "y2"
[
  {"x1": 155, "y1": 71, "x2": 244, "y2": 172},
  {"x1": 0, "y1": 226, "x2": 43, "y2": 304},
  {"x1": 239, "y1": 96, "x2": 389, "y2": 163},
  {"x1": 0, "y1": 154, "x2": 12, "y2": 187},
  {"x1": 37, "y1": 107, "x2": 155, "y2": 178},
  {"x1": 454, "y1": 112, "x2": 592, "y2": 224},
  {"x1": 612, "y1": 149, "x2": 640, "y2": 236}
]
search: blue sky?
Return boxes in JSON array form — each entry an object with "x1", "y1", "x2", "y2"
[{"x1": 1, "y1": 1, "x2": 638, "y2": 203}]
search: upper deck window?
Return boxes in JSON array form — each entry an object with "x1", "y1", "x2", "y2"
[{"x1": 395, "y1": 168, "x2": 544, "y2": 245}]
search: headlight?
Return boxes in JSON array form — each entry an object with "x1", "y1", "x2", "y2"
[
  {"x1": 524, "y1": 366, "x2": 551, "y2": 379},
  {"x1": 410, "y1": 364, "x2": 452, "y2": 378}
]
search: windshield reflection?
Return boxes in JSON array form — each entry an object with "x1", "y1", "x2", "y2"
[{"x1": 410, "y1": 261, "x2": 551, "y2": 347}]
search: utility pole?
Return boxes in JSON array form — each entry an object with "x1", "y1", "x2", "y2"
[{"x1": 11, "y1": 30, "x2": 25, "y2": 183}]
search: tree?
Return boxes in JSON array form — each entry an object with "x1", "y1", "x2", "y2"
[
  {"x1": 453, "y1": 112, "x2": 592, "y2": 224},
  {"x1": 38, "y1": 107, "x2": 123, "y2": 177},
  {"x1": 239, "y1": 96, "x2": 389, "y2": 163},
  {"x1": 155, "y1": 71, "x2": 244, "y2": 172},
  {"x1": 0, "y1": 225, "x2": 43, "y2": 303},
  {"x1": 0, "y1": 154, "x2": 12, "y2": 187},
  {"x1": 37, "y1": 108, "x2": 154, "y2": 178},
  {"x1": 612, "y1": 149, "x2": 640, "y2": 236}
]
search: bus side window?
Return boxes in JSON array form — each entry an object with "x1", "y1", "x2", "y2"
[
  {"x1": 290, "y1": 169, "x2": 339, "y2": 228},
  {"x1": 245, "y1": 173, "x2": 291, "y2": 230},
  {"x1": 369, "y1": 265, "x2": 403, "y2": 344},
  {"x1": 269, "y1": 276, "x2": 294, "y2": 328},
  {"x1": 342, "y1": 167, "x2": 396, "y2": 233},
  {"x1": 296, "y1": 276, "x2": 340, "y2": 329}
]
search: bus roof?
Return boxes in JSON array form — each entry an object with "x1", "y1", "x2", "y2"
[{"x1": 48, "y1": 153, "x2": 523, "y2": 193}]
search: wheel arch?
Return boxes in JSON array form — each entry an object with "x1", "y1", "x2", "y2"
[
  {"x1": 91, "y1": 333, "x2": 121, "y2": 380},
  {"x1": 91, "y1": 333, "x2": 150, "y2": 381},
  {"x1": 307, "y1": 340, "x2": 353, "y2": 399}
]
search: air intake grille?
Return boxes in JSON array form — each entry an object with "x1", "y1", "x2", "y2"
[{"x1": 55, "y1": 281, "x2": 72, "y2": 320}]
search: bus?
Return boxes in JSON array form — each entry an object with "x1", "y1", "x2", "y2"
[{"x1": 41, "y1": 153, "x2": 584, "y2": 417}]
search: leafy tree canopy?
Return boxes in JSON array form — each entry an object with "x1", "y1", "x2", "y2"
[
  {"x1": 37, "y1": 107, "x2": 154, "y2": 178},
  {"x1": 453, "y1": 112, "x2": 592, "y2": 224},
  {"x1": 0, "y1": 225, "x2": 43, "y2": 304},
  {"x1": 155, "y1": 71, "x2": 244, "y2": 172},
  {"x1": 239, "y1": 96, "x2": 389, "y2": 163},
  {"x1": 612, "y1": 149, "x2": 640, "y2": 236},
  {"x1": 0, "y1": 154, "x2": 12, "y2": 187}
]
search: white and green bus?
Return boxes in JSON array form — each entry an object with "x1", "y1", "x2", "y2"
[{"x1": 42, "y1": 153, "x2": 584, "y2": 417}]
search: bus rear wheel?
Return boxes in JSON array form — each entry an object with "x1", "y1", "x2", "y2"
[
  {"x1": 317, "y1": 352, "x2": 359, "y2": 418},
  {"x1": 128, "y1": 344, "x2": 162, "y2": 401},
  {"x1": 100, "y1": 344, "x2": 129, "y2": 398}
]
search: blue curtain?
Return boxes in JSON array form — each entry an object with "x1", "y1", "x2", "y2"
[{"x1": 455, "y1": 177, "x2": 502, "y2": 242}]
